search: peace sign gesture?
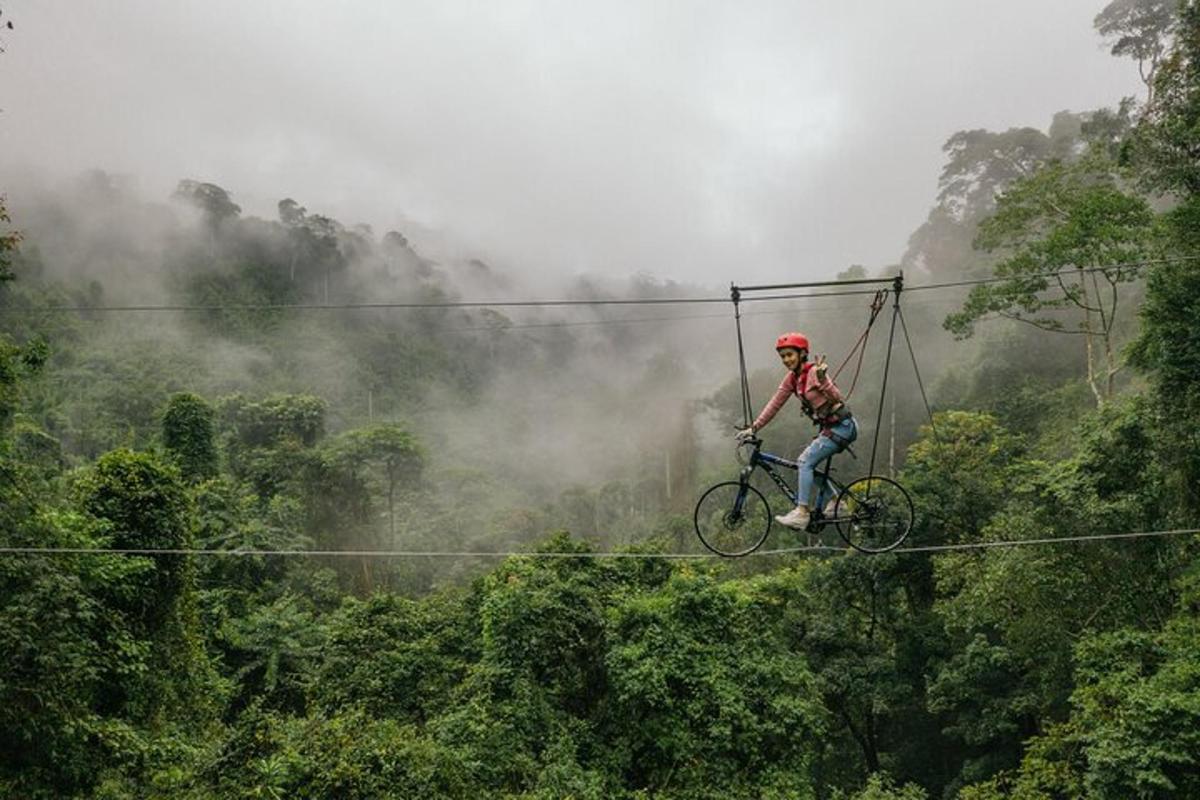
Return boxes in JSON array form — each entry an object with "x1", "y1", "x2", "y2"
[{"x1": 813, "y1": 354, "x2": 829, "y2": 381}]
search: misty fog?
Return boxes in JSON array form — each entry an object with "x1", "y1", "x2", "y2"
[
  {"x1": 0, "y1": 1, "x2": 1154, "y2": 559},
  {"x1": 2, "y1": 1, "x2": 1141, "y2": 286}
]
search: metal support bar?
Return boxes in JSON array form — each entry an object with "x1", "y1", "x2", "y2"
[
  {"x1": 733, "y1": 276, "x2": 897, "y2": 293},
  {"x1": 731, "y1": 284, "x2": 754, "y2": 427}
]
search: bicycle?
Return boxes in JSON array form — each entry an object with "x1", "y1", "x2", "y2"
[{"x1": 693, "y1": 435, "x2": 914, "y2": 557}]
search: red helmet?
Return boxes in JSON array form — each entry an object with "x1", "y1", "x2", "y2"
[{"x1": 775, "y1": 332, "x2": 809, "y2": 352}]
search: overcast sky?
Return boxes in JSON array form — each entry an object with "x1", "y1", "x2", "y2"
[{"x1": 1, "y1": 0, "x2": 1143, "y2": 287}]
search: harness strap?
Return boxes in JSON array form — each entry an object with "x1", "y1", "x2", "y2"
[
  {"x1": 820, "y1": 427, "x2": 853, "y2": 451},
  {"x1": 821, "y1": 406, "x2": 852, "y2": 426}
]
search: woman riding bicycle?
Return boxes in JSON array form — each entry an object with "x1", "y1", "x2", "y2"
[{"x1": 737, "y1": 332, "x2": 857, "y2": 530}]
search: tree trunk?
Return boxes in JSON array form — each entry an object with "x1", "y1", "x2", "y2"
[{"x1": 1079, "y1": 270, "x2": 1104, "y2": 406}]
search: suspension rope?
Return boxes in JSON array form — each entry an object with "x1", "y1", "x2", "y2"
[
  {"x1": 830, "y1": 289, "x2": 887, "y2": 399},
  {"x1": 897, "y1": 306, "x2": 941, "y2": 447},
  {"x1": 3, "y1": 255, "x2": 1194, "y2": 316},
  {"x1": 902, "y1": 255, "x2": 1200, "y2": 293},
  {"x1": 1, "y1": 526, "x2": 1196, "y2": 560},
  {"x1": 866, "y1": 276, "x2": 903, "y2": 479},
  {"x1": 757, "y1": 527, "x2": 1200, "y2": 557},
  {"x1": 0, "y1": 546, "x2": 713, "y2": 559}
]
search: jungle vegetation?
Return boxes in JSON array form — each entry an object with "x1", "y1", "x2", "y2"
[{"x1": 2, "y1": 2, "x2": 1200, "y2": 797}]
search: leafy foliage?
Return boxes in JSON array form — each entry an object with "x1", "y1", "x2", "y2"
[
  {"x1": 162, "y1": 392, "x2": 219, "y2": 482},
  {"x1": 1094, "y1": 0, "x2": 1179, "y2": 96},
  {"x1": 944, "y1": 151, "x2": 1157, "y2": 403},
  {"x1": 1128, "y1": 0, "x2": 1200, "y2": 194}
]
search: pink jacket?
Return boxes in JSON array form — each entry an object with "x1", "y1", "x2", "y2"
[{"x1": 752, "y1": 365, "x2": 845, "y2": 431}]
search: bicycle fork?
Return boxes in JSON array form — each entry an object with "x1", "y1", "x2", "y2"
[{"x1": 731, "y1": 465, "x2": 755, "y2": 518}]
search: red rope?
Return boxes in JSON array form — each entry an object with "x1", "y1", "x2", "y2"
[{"x1": 831, "y1": 290, "x2": 887, "y2": 399}]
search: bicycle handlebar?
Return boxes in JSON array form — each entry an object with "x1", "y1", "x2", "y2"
[{"x1": 734, "y1": 436, "x2": 762, "y2": 466}]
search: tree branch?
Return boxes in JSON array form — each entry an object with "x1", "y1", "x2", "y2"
[
  {"x1": 1055, "y1": 272, "x2": 1101, "y2": 312},
  {"x1": 993, "y1": 311, "x2": 1089, "y2": 334},
  {"x1": 1090, "y1": 270, "x2": 1110, "y2": 335}
]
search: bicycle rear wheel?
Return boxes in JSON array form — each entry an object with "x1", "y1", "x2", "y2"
[
  {"x1": 833, "y1": 476, "x2": 913, "y2": 553},
  {"x1": 694, "y1": 481, "x2": 772, "y2": 557}
]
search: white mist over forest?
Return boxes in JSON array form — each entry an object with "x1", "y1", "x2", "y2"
[{"x1": 2, "y1": 1, "x2": 1141, "y2": 286}]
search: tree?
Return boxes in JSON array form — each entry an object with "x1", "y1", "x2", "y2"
[
  {"x1": 311, "y1": 591, "x2": 472, "y2": 722},
  {"x1": 944, "y1": 151, "x2": 1158, "y2": 405},
  {"x1": 1124, "y1": 3, "x2": 1200, "y2": 514},
  {"x1": 604, "y1": 567, "x2": 825, "y2": 797},
  {"x1": 903, "y1": 117, "x2": 1086, "y2": 276},
  {"x1": 1129, "y1": 258, "x2": 1200, "y2": 514},
  {"x1": 0, "y1": 195, "x2": 19, "y2": 284},
  {"x1": 1128, "y1": 0, "x2": 1200, "y2": 195},
  {"x1": 901, "y1": 412, "x2": 1028, "y2": 548},
  {"x1": 219, "y1": 592, "x2": 325, "y2": 713},
  {"x1": 1095, "y1": 0, "x2": 1180, "y2": 103},
  {"x1": 902, "y1": 128, "x2": 1052, "y2": 275},
  {"x1": 928, "y1": 399, "x2": 1179, "y2": 790},
  {"x1": 161, "y1": 391, "x2": 218, "y2": 482},
  {"x1": 847, "y1": 773, "x2": 929, "y2": 800},
  {"x1": 277, "y1": 197, "x2": 307, "y2": 227},
  {"x1": 0, "y1": 336, "x2": 44, "y2": 437},
  {"x1": 273, "y1": 197, "x2": 346, "y2": 296},
  {"x1": 960, "y1": 620, "x2": 1200, "y2": 800},
  {"x1": 172, "y1": 179, "x2": 242, "y2": 228},
  {"x1": 0, "y1": 6, "x2": 14, "y2": 54},
  {"x1": 74, "y1": 448, "x2": 192, "y2": 630},
  {"x1": 330, "y1": 424, "x2": 424, "y2": 541},
  {"x1": 0, "y1": 514, "x2": 157, "y2": 798},
  {"x1": 206, "y1": 707, "x2": 475, "y2": 799},
  {"x1": 220, "y1": 393, "x2": 327, "y2": 452}
]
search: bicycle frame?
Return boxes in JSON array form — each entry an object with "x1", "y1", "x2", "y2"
[
  {"x1": 743, "y1": 442, "x2": 847, "y2": 514},
  {"x1": 698, "y1": 437, "x2": 913, "y2": 556}
]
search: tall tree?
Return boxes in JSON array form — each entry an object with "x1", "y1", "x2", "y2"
[
  {"x1": 903, "y1": 116, "x2": 1083, "y2": 276},
  {"x1": 1095, "y1": 0, "x2": 1180, "y2": 104},
  {"x1": 1128, "y1": 1, "x2": 1200, "y2": 513},
  {"x1": 172, "y1": 179, "x2": 241, "y2": 228},
  {"x1": 944, "y1": 150, "x2": 1157, "y2": 404},
  {"x1": 331, "y1": 424, "x2": 423, "y2": 542},
  {"x1": 1128, "y1": 0, "x2": 1200, "y2": 196},
  {"x1": 0, "y1": 6, "x2": 13, "y2": 54},
  {"x1": 161, "y1": 391, "x2": 218, "y2": 482},
  {"x1": 74, "y1": 449, "x2": 193, "y2": 630},
  {"x1": 0, "y1": 196, "x2": 19, "y2": 284}
]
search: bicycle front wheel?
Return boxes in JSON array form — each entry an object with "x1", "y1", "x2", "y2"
[
  {"x1": 834, "y1": 476, "x2": 914, "y2": 554},
  {"x1": 694, "y1": 481, "x2": 772, "y2": 557}
]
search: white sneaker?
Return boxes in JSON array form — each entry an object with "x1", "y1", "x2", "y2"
[
  {"x1": 774, "y1": 506, "x2": 811, "y2": 530},
  {"x1": 823, "y1": 498, "x2": 840, "y2": 518}
]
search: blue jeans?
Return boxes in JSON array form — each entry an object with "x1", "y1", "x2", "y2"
[{"x1": 796, "y1": 417, "x2": 858, "y2": 509}]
